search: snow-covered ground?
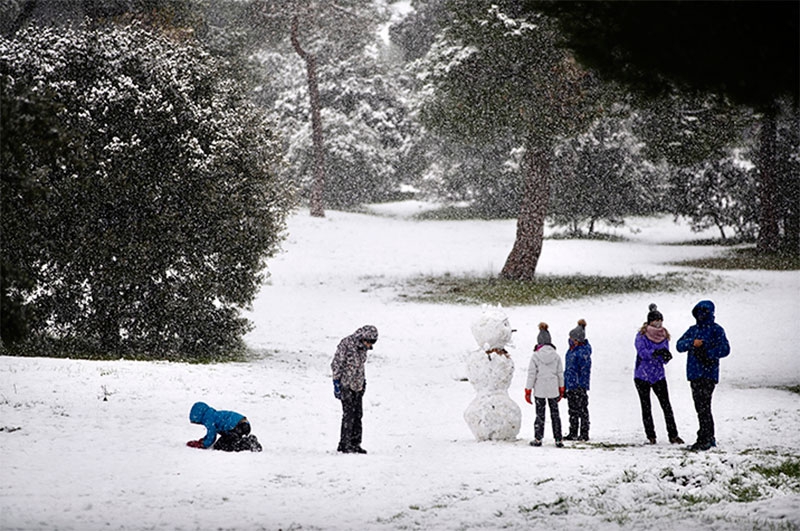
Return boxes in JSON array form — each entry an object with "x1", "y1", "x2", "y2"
[{"x1": 2, "y1": 203, "x2": 799, "y2": 530}]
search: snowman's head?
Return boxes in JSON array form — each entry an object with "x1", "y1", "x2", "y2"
[{"x1": 470, "y1": 305, "x2": 514, "y2": 351}]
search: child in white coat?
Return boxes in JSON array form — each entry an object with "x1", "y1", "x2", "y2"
[{"x1": 524, "y1": 323, "x2": 565, "y2": 447}]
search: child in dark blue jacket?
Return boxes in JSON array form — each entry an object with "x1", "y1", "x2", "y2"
[
  {"x1": 563, "y1": 319, "x2": 592, "y2": 441},
  {"x1": 186, "y1": 401, "x2": 262, "y2": 452},
  {"x1": 676, "y1": 300, "x2": 730, "y2": 451}
]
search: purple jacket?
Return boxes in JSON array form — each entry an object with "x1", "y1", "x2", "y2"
[{"x1": 634, "y1": 332, "x2": 669, "y2": 384}]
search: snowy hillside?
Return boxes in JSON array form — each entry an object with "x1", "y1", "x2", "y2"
[{"x1": 2, "y1": 205, "x2": 799, "y2": 530}]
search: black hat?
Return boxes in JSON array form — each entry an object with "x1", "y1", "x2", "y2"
[{"x1": 647, "y1": 303, "x2": 663, "y2": 324}]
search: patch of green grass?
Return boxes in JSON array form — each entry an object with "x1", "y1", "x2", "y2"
[
  {"x1": 753, "y1": 459, "x2": 800, "y2": 482},
  {"x1": 681, "y1": 493, "x2": 721, "y2": 506},
  {"x1": 668, "y1": 236, "x2": 753, "y2": 247},
  {"x1": 2, "y1": 338, "x2": 250, "y2": 364},
  {"x1": 740, "y1": 448, "x2": 779, "y2": 457},
  {"x1": 376, "y1": 512, "x2": 407, "y2": 524},
  {"x1": 603, "y1": 512, "x2": 632, "y2": 526},
  {"x1": 728, "y1": 476, "x2": 763, "y2": 502},
  {"x1": 548, "y1": 231, "x2": 628, "y2": 242},
  {"x1": 519, "y1": 496, "x2": 569, "y2": 515},
  {"x1": 581, "y1": 441, "x2": 639, "y2": 451},
  {"x1": 671, "y1": 247, "x2": 800, "y2": 271},
  {"x1": 401, "y1": 272, "x2": 712, "y2": 306},
  {"x1": 413, "y1": 205, "x2": 512, "y2": 221}
]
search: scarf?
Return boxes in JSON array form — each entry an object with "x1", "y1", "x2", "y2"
[
  {"x1": 485, "y1": 348, "x2": 509, "y2": 360},
  {"x1": 645, "y1": 324, "x2": 668, "y2": 343}
]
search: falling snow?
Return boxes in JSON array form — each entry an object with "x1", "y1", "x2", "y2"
[{"x1": 2, "y1": 203, "x2": 798, "y2": 530}]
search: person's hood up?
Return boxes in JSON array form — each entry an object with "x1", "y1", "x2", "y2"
[
  {"x1": 692, "y1": 300, "x2": 716, "y2": 325},
  {"x1": 189, "y1": 401, "x2": 212, "y2": 424},
  {"x1": 354, "y1": 325, "x2": 379, "y2": 343}
]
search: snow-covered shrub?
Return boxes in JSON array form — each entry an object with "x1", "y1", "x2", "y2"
[{"x1": 1, "y1": 22, "x2": 292, "y2": 360}]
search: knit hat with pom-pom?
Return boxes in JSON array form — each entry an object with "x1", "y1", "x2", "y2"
[
  {"x1": 569, "y1": 319, "x2": 587, "y2": 342},
  {"x1": 537, "y1": 322, "x2": 552, "y2": 346},
  {"x1": 647, "y1": 303, "x2": 663, "y2": 324}
]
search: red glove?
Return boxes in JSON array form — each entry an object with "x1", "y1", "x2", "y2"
[
  {"x1": 186, "y1": 439, "x2": 204, "y2": 448},
  {"x1": 524, "y1": 388, "x2": 532, "y2": 404},
  {"x1": 558, "y1": 387, "x2": 565, "y2": 402}
]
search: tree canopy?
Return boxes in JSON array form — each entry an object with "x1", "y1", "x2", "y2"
[
  {"x1": 530, "y1": 0, "x2": 799, "y2": 111},
  {"x1": 1, "y1": 22, "x2": 292, "y2": 359}
]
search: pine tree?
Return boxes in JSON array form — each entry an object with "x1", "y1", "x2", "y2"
[
  {"x1": 418, "y1": 2, "x2": 603, "y2": 279},
  {"x1": 1, "y1": 23, "x2": 291, "y2": 359},
  {"x1": 550, "y1": 114, "x2": 660, "y2": 235},
  {"x1": 247, "y1": 0, "x2": 390, "y2": 216}
]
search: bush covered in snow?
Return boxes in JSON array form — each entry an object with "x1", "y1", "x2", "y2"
[{"x1": 1, "y1": 22, "x2": 293, "y2": 360}]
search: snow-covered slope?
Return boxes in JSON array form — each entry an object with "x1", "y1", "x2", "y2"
[{"x1": 2, "y1": 206, "x2": 798, "y2": 530}]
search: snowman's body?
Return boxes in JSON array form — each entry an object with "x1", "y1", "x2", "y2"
[{"x1": 464, "y1": 307, "x2": 521, "y2": 441}]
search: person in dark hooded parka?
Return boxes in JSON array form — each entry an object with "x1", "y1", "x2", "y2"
[
  {"x1": 676, "y1": 300, "x2": 730, "y2": 451},
  {"x1": 331, "y1": 325, "x2": 378, "y2": 454}
]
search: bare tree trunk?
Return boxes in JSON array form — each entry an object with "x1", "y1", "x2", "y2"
[
  {"x1": 757, "y1": 105, "x2": 779, "y2": 253},
  {"x1": 500, "y1": 139, "x2": 551, "y2": 280},
  {"x1": 291, "y1": 15, "x2": 325, "y2": 218},
  {"x1": 780, "y1": 106, "x2": 800, "y2": 255}
]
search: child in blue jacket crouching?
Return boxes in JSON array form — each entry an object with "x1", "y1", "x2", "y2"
[{"x1": 186, "y1": 401, "x2": 262, "y2": 452}]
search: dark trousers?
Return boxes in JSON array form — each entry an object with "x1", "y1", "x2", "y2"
[
  {"x1": 566, "y1": 388, "x2": 589, "y2": 439},
  {"x1": 214, "y1": 419, "x2": 251, "y2": 452},
  {"x1": 690, "y1": 378, "x2": 716, "y2": 445},
  {"x1": 338, "y1": 387, "x2": 364, "y2": 451},
  {"x1": 634, "y1": 378, "x2": 678, "y2": 440},
  {"x1": 534, "y1": 397, "x2": 562, "y2": 442}
]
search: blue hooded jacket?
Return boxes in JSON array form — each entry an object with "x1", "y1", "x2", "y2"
[
  {"x1": 564, "y1": 339, "x2": 592, "y2": 390},
  {"x1": 189, "y1": 402, "x2": 245, "y2": 448},
  {"x1": 676, "y1": 300, "x2": 730, "y2": 382}
]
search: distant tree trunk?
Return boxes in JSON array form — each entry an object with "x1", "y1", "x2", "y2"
[
  {"x1": 783, "y1": 176, "x2": 800, "y2": 256},
  {"x1": 715, "y1": 221, "x2": 728, "y2": 241},
  {"x1": 291, "y1": 14, "x2": 325, "y2": 218},
  {"x1": 500, "y1": 138, "x2": 551, "y2": 280},
  {"x1": 757, "y1": 105, "x2": 780, "y2": 253},
  {"x1": 779, "y1": 106, "x2": 800, "y2": 255}
]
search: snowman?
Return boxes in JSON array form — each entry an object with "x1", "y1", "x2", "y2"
[{"x1": 463, "y1": 305, "x2": 522, "y2": 441}]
